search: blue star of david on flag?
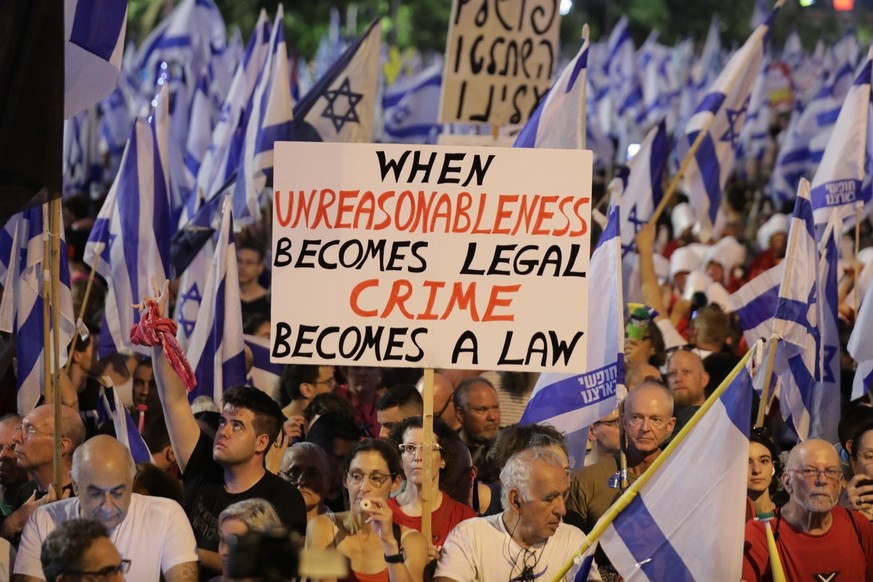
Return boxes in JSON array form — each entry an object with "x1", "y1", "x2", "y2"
[
  {"x1": 721, "y1": 95, "x2": 750, "y2": 148},
  {"x1": 177, "y1": 282, "x2": 203, "y2": 337},
  {"x1": 322, "y1": 77, "x2": 363, "y2": 132}
]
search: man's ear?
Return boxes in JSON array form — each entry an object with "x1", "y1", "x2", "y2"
[
  {"x1": 299, "y1": 382, "x2": 314, "y2": 399},
  {"x1": 59, "y1": 436, "x2": 74, "y2": 456},
  {"x1": 254, "y1": 433, "x2": 271, "y2": 455}
]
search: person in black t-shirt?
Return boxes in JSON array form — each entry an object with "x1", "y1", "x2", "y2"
[{"x1": 151, "y1": 302, "x2": 306, "y2": 577}]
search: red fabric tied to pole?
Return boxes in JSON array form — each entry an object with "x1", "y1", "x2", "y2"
[{"x1": 130, "y1": 300, "x2": 197, "y2": 392}]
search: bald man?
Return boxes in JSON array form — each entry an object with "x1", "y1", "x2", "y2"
[
  {"x1": 743, "y1": 439, "x2": 873, "y2": 581},
  {"x1": 569, "y1": 382, "x2": 676, "y2": 532},
  {"x1": 418, "y1": 373, "x2": 461, "y2": 430},
  {"x1": 14, "y1": 436, "x2": 198, "y2": 582}
]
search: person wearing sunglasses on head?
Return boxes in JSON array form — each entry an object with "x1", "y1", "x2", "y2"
[
  {"x1": 305, "y1": 438, "x2": 428, "y2": 582},
  {"x1": 742, "y1": 439, "x2": 873, "y2": 581}
]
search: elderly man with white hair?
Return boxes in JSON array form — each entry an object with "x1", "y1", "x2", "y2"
[
  {"x1": 13, "y1": 435, "x2": 198, "y2": 582},
  {"x1": 434, "y1": 447, "x2": 600, "y2": 582}
]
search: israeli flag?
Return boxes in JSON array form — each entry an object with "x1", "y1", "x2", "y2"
[
  {"x1": 679, "y1": 4, "x2": 778, "y2": 239},
  {"x1": 727, "y1": 263, "x2": 785, "y2": 348},
  {"x1": 64, "y1": 0, "x2": 127, "y2": 119},
  {"x1": 520, "y1": 196, "x2": 625, "y2": 470},
  {"x1": 233, "y1": 6, "x2": 293, "y2": 225},
  {"x1": 514, "y1": 33, "x2": 588, "y2": 149},
  {"x1": 848, "y1": 240, "x2": 873, "y2": 400},
  {"x1": 290, "y1": 19, "x2": 382, "y2": 143},
  {"x1": 83, "y1": 113, "x2": 172, "y2": 358},
  {"x1": 195, "y1": 10, "x2": 271, "y2": 212},
  {"x1": 245, "y1": 334, "x2": 284, "y2": 403},
  {"x1": 771, "y1": 178, "x2": 821, "y2": 440},
  {"x1": 186, "y1": 195, "x2": 247, "y2": 403},
  {"x1": 812, "y1": 212, "x2": 841, "y2": 443},
  {"x1": 0, "y1": 206, "x2": 76, "y2": 414},
  {"x1": 382, "y1": 63, "x2": 444, "y2": 144},
  {"x1": 612, "y1": 120, "x2": 668, "y2": 303},
  {"x1": 600, "y1": 362, "x2": 752, "y2": 581},
  {"x1": 810, "y1": 46, "x2": 873, "y2": 226},
  {"x1": 99, "y1": 386, "x2": 154, "y2": 464}
]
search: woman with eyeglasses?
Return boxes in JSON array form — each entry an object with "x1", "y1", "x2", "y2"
[
  {"x1": 387, "y1": 417, "x2": 476, "y2": 557},
  {"x1": 845, "y1": 420, "x2": 873, "y2": 520},
  {"x1": 747, "y1": 429, "x2": 782, "y2": 520},
  {"x1": 305, "y1": 438, "x2": 428, "y2": 582}
]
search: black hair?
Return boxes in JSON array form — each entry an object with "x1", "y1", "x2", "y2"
[
  {"x1": 342, "y1": 437, "x2": 402, "y2": 479},
  {"x1": 849, "y1": 418, "x2": 873, "y2": 462},
  {"x1": 376, "y1": 384, "x2": 423, "y2": 413},
  {"x1": 840, "y1": 405, "x2": 873, "y2": 451},
  {"x1": 749, "y1": 426, "x2": 782, "y2": 496},
  {"x1": 303, "y1": 392, "x2": 356, "y2": 423},
  {"x1": 243, "y1": 312, "x2": 271, "y2": 336},
  {"x1": 237, "y1": 239, "x2": 266, "y2": 261},
  {"x1": 487, "y1": 424, "x2": 567, "y2": 474},
  {"x1": 646, "y1": 321, "x2": 667, "y2": 367},
  {"x1": 283, "y1": 364, "x2": 322, "y2": 402},
  {"x1": 133, "y1": 462, "x2": 184, "y2": 504},
  {"x1": 387, "y1": 416, "x2": 459, "y2": 482},
  {"x1": 222, "y1": 386, "x2": 285, "y2": 447},
  {"x1": 41, "y1": 519, "x2": 110, "y2": 582},
  {"x1": 306, "y1": 411, "x2": 362, "y2": 454}
]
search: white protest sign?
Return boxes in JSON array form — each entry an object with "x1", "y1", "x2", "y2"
[
  {"x1": 440, "y1": 0, "x2": 560, "y2": 126},
  {"x1": 271, "y1": 142, "x2": 591, "y2": 372}
]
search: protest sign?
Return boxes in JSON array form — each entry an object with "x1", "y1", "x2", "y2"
[
  {"x1": 271, "y1": 142, "x2": 592, "y2": 371},
  {"x1": 440, "y1": 0, "x2": 561, "y2": 126}
]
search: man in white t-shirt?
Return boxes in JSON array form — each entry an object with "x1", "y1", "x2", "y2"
[
  {"x1": 13, "y1": 435, "x2": 198, "y2": 581},
  {"x1": 434, "y1": 447, "x2": 600, "y2": 582}
]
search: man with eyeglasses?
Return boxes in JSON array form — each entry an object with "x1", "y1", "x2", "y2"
[
  {"x1": 280, "y1": 364, "x2": 337, "y2": 441},
  {"x1": 0, "y1": 415, "x2": 26, "y2": 520},
  {"x1": 1, "y1": 405, "x2": 85, "y2": 543},
  {"x1": 14, "y1": 435, "x2": 198, "y2": 582},
  {"x1": 584, "y1": 410, "x2": 621, "y2": 467},
  {"x1": 40, "y1": 518, "x2": 128, "y2": 582},
  {"x1": 742, "y1": 439, "x2": 873, "y2": 581},
  {"x1": 569, "y1": 382, "x2": 676, "y2": 533}
]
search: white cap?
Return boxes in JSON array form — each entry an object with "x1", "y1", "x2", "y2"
[
  {"x1": 671, "y1": 203, "x2": 696, "y2": 237},
  {"x1": 756, "y1": 214, "x2": 789, "y2": 251},
  {"x1": 702, "y1": 236, "x2": 747, "y2": 283},
  {"x1": 682, "y1": 271, "x2": 713, "y2": 300},
  {"x1": 670, "y1": 246, "x2": 703, "y2": 281},
  {"x1": 705, "y1": 281, "x2": 732, "y2": 312}
]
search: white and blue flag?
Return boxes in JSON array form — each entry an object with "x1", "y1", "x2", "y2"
[
  {"x1": 514, "y1": 33, "x2": 588, "y2": 149},
  {"x1": 0, "y1": 206, "x2": 76, "y2": 414},
  {"x1": 599, "y1": 360, "x2": 753, "y2": 581},
  {"x1": 679, "y1": 4, "x2": 779, "y2": 239},
  {"x1": 83, "y1": 115, "x2": 172, "y2": 358},
  {"x1": 290, "y1": 19, "x2": 381, "y2": 143},
  {"x1": 520, "y1": 197, "x2": 625, "y2": 470},
  {"x1": 99, "y1": 386, "x2": 154, "y2": 464},
  {"x1": 813, "y1": 212, "x2": 842, "y2": 443},
  {"x1": 382, "y1": 63, "x2": 443, "y2": 144},
  {"x1": 810, "y1": 46, "x2": 873, "y2": 226},
  {"x1": 233, "y1": 6, "x2": 293, "y2": 225},
  {"x1": 245, "y1": 334, "x2": 284, "y2": 403},
  {"x1": 186, "y1": 195, "x2": 246, "y2": 403},
  {"x1": 727, "y1": 262, "x2": 785, "y2": 348},
  {"x1": 64, "y1": 0, "x2": 127, "y2": 119},
  {"x1": 771, "y1": 178, "x2": 821, "y2": 440}
]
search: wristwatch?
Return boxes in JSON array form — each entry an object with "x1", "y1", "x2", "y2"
[{"x1": 384, "y1": 548, "x2": 407, "y2": 563}]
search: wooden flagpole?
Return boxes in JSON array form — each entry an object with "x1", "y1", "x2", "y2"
[
  {"x1": 755, "y1": 336, "x2": 778, "y2": 428},
  {"x1": 49, "y1": 197, "x2": 63, "y2": 493},
  {"x1": 549, "y1": 350, "x2": 753, "y2": 581},
  {"x1": 421, "y1": 368, "x2": 434, "y2": 548}
]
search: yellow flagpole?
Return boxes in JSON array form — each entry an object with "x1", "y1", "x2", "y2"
[
  {"x1": 761, "y1": 514, "x2": 787, "y2": 582},
  {"x1": 549, "y1": 349, "x2": 753, "y2": 581}
]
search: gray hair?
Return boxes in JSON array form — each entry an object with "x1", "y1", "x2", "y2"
[
  {"x1": 500, "y1": 447, "x2": 565, "y2": 510},
  {"x1": 280, "y1": 441, "x2": 330, "y2": 473},
  {"x1": 218, "y1": 498, "x2": 282, "y2": 532},
  {"x1": 453, "y1": 377, "x2": 495, "y2": 411}
]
